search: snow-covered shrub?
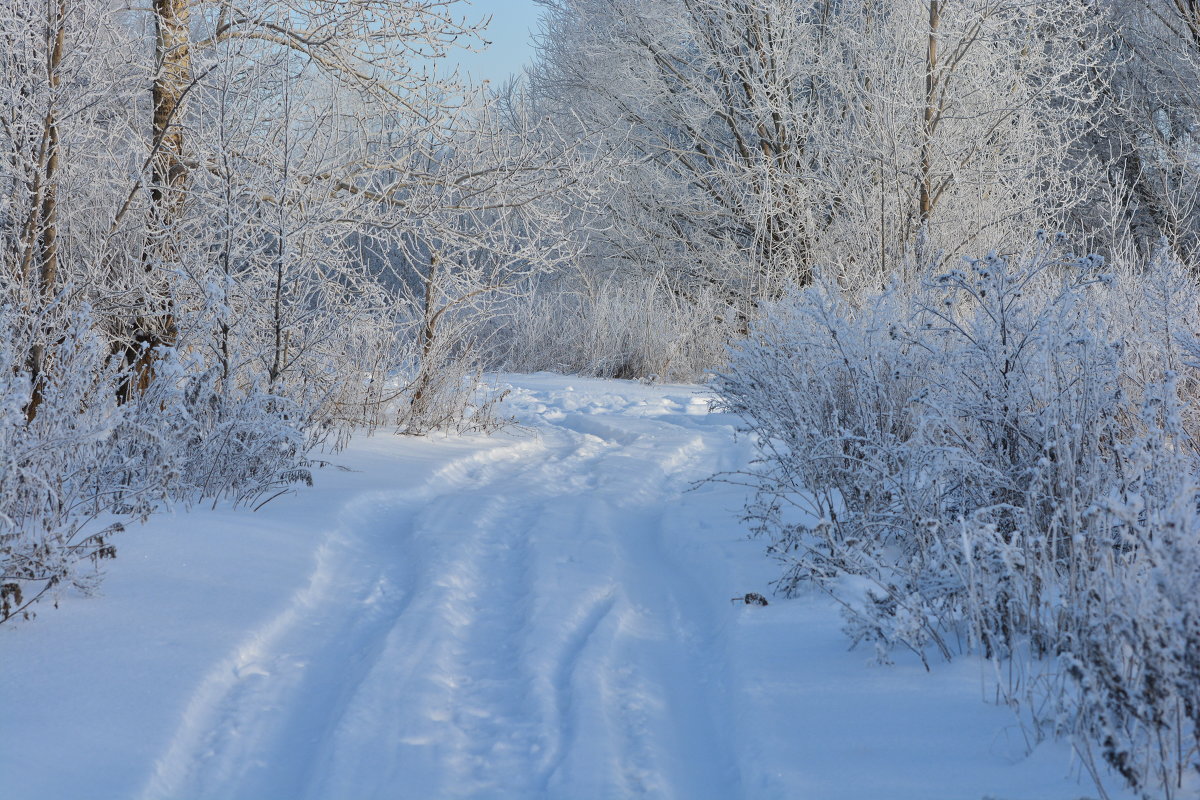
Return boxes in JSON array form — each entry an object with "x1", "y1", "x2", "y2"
[
  {"x1": 1052, "y1": 374, "x2": 1200, "y2": 798},
  {"x1": 394, "y1": 310, "x2": 510, "y2": 436},
  {"x1": 713, "y1": 239, "x2": 1200, "y2": 796},
  {"x1": 494, "y1": 272, "x2": 732, "y2": 383},
  {"x1": 0, "y1": 302, "x2": 166, "y2": 621},
  {"x1": 0, "y1": 289, "x2": 320, "y2": 622},
  {"x1": 317, "y1": 306, "x2": 415, "y2": 438},
  {"x1": 156, "y1": 360, "x2": 312, "y2": 509}
]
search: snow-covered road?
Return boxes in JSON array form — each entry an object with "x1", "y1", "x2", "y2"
[{"x1": 1, "y1": 375, "x2": 1131, "y2": 799}]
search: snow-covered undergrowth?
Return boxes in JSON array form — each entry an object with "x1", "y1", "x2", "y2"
[
  {"x1": 714, "y1": 242, "x2": 1200, "y2": 798},
  {"x1": 0, "y1": 300, "x2": 314, "y2": 623},
  {"x1": 0, "y1": 374, "x2": 1133, "y2": 799},
  {"x1": 0, "y1": 287, "x2": 506, "y2": 625}
]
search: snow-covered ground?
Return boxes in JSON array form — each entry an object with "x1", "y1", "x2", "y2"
[{"x1": 1, "y1": 374, "x2": 1132, "y2": 799}]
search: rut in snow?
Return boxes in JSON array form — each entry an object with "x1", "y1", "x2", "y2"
[
  {"x1": 4, "y1": 375, "x2": 1138, "y2": 800},
  {"x1": 141, "y1": 379, "x2": 746, "y2": 800}
]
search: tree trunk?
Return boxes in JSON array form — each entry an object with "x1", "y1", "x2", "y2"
[
  {"x1": 408, "y1": 251, "x2": 439, "y2": 423},
  {"x1": 918, "y1": 0, "x2": 940, "y2": 231},
  {"x1": 124, "y1": 0, "x2": 190, "y2": 401},
  {"x1": 24, "y1": 0, "x2": 66, "y2": 421}
]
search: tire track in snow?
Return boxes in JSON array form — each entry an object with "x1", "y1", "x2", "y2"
[
  {"x1": 537, "y1": 581, "x2": 617, "y2": 792},
  {"x1": 142, "y1": 378, "x2": 748, "y2": 800},
  {"x1": 307, "y1": 426, "x2": 621, "y2": 799},
  {"x1": 529, "y1": 390, "x2": 743, "y2": 799},
  {"x1": 139, "y1": 436, "x2": 551, "y2": 800}
]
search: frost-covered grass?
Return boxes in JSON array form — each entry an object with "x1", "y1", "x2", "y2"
[
  {"x1": 491, "y1": 272, "x2": 732, "y2": 383},
  {"x1": 0, "y1": 374, "x2": 1134, "y2": 799},
  {"x1": 714, "y1": 241, "x2": 1200, "y2": 799}
]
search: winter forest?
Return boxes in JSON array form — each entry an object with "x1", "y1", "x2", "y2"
[{"x1": 5, "y1": 0, "x2": 1200, "y2": 797}]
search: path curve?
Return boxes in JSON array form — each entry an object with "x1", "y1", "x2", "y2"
[{"x1": 142, "y1": 377, "x2": 749, "y2": 800}]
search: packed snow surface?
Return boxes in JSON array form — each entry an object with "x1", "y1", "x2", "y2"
[{"x1": 2, "y1": 374, "x2": 1131, "y2": 799}]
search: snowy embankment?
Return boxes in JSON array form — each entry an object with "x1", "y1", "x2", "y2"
[{"x1": 1, "y1": 374, "x2": 1131, "y2": 799}]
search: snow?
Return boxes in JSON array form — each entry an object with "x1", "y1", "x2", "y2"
[{"x1": 0, "y1": 373, "x2": 1132, "y2": 799}]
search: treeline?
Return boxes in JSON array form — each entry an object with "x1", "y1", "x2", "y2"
[{"x1": 508, "y1": 0, "x2": 1200, "y2": 371}]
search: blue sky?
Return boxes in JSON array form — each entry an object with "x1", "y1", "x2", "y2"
[{"x1": 450, "y1": 0, "x2": 545, "y2": 84}]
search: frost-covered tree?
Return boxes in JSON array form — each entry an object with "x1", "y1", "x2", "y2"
[
  {"x1": 111, "y1": 0, "x2": 492, "y2": 390},
  {"x1": 0, "y1": 0, "x2": 584, "y2": 620},
  {"x1": 531, "y1": 0, "x2": 1101, "y2": 305},
  {"x1": 1, "y1": 0, "x2": 141, "y2": 410},
  {"x1": 1073, "y1": 0, "x2": 1200, "y2": 261}
]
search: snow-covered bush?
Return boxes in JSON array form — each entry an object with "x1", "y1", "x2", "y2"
[
  {"x1": 154, "y1": 359, "x2": 312, "y2": 509},
  {"x1": 0, "y1": 302, "x2": 163, "y2": 621},
  {"x1": 1052, "y1": 374, "x2": 1200, "y2": 798},
  {"x1": 0, "y1": 291, "x2": 319, "y2": 622},
  {"x1": 713, "y1": 239, "x2": 1200, "y2": 797},
  {"x1": 394, "y1": 306, "x2": 510, "y2": 436}
]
